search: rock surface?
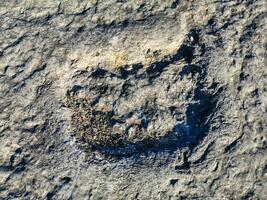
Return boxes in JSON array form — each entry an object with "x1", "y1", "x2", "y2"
[{"x1": 0, "y1": 0, "x2": 266, "y2": 199}]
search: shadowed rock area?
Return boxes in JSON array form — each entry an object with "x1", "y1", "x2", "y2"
[
  {"x1": 0, "y1": 0, "x2": 266, "y2": 199},
  {"x1": 65, "y1": 30, "x2": 223, "y2": 157}
]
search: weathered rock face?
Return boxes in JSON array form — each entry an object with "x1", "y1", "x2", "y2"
[
  {"x1": 65, "y1": 29, "x2": 222, "y2": 156},
  {"x1": 0, "y1": 0, "x2": 266, "y2": 199}
]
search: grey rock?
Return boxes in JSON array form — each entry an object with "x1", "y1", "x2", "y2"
[{"x1": 0, "y1": 0, "x2": 266, "y2": 199}]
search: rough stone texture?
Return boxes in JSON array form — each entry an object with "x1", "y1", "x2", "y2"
[{"x1": 0, "y1": 0, "x2": 266, "y2": 199}]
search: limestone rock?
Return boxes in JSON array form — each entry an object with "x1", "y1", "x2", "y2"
[{"x1": 0, "y1": 0, "x2": 266, "y2": 199}]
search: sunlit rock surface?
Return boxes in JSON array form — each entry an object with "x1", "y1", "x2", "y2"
[{"x1": 0, "y1": 0, "x2": 266, "y2": 199}]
